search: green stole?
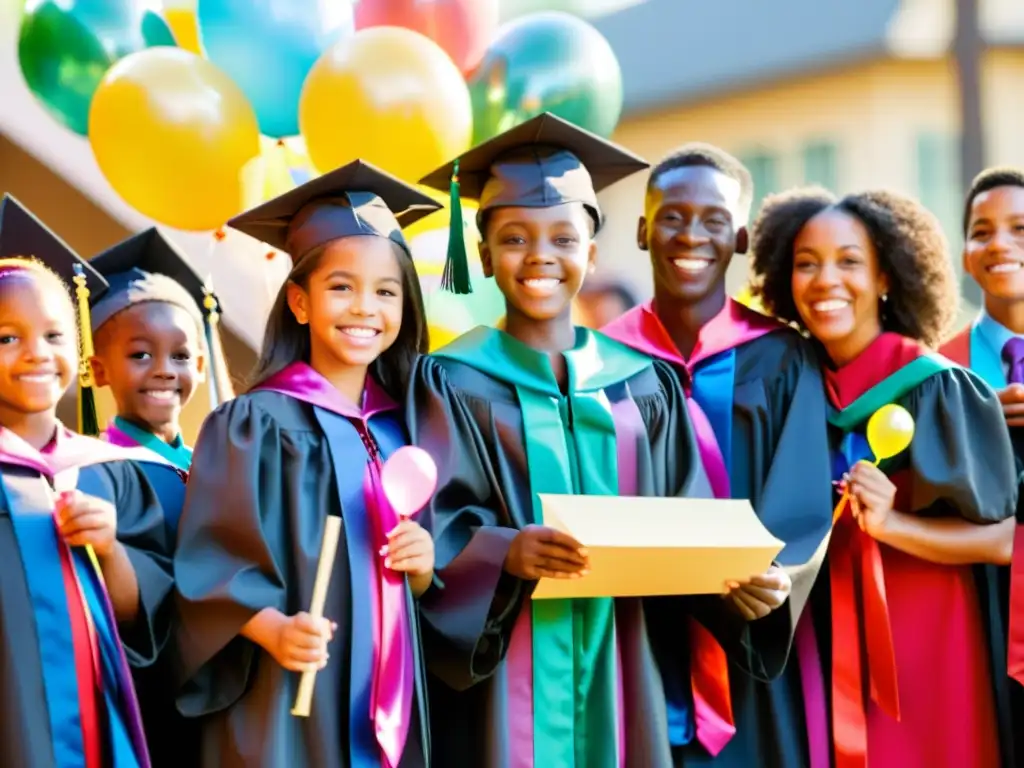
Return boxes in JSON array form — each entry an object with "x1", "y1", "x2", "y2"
[
  {"x1": 827, "y1": 354, "x2": 952, "y2": 430},
  {"x1": 435, "y1": 326, "x2": 652, "y2": 766},
  {"x1": 112, "y1": 416, "x2": 193, "y2": 471}
]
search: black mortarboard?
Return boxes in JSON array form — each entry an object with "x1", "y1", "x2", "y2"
[
  {"x1": 0, "y1": 194, "x2": 107, "y2": 296},
  {"x1": 419, "y1": 113, "x2": 650, "y2": 294},
  {"x1": 0, "y1": 194, "x2": 109, "y2": 435},
  {"x1": 227, "y1": 159, "x2": 443, "y2": 262},
  {"x1": 90, "y1": 228, "x2": 208, "y2": 329},
  {"x1": 89, "y1": 228, "x2": 234, "y2": 409}
]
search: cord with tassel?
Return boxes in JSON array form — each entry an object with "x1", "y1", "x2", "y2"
[
  {"x1": 72, "y1": 264, "x2": 100, "y2": 437},
  {"x1": 440, "y1": 159, "x2": 472, "y2": 295},
  {"x1": 202, "y1": 278, "x2": 223, "y2": 410}
]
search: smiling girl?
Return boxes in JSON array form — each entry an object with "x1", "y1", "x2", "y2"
[
  {"x1": 751, "y1": 187, "x2": 1018, "y2": 768},
  {"x1": 173, "y1": 162, "x2": 439, "y2": 768},
  {"x1": 0, "y1": 196, "x2": 176, "y2": 768},
  {"x1": 410, "y1": 113, "x2": 790, "y2": 768}
]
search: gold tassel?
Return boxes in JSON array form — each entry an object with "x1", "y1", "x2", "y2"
[{"x1": 72, "y1": 264, "x2": 100, "y2": 436}]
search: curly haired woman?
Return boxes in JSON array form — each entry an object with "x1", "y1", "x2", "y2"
[{"x1": 750, "y1": 187, "x2": 1018, "y2": 768}]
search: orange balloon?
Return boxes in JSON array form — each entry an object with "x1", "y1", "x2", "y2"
[
  {"x1": 299, "y1": 27, "x2": 472, "y2": 183},
  {"x1": 89, "y1": 48, "x2": 261, "y2": 231}
]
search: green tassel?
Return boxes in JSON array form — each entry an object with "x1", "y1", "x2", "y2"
[{"x1": 441, "y1": 159, "x2": 472, "y2": 295}]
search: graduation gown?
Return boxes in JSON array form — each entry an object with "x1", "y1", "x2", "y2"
[
  {"x1": 806, "y1": 332, "x2": 1017, "y2": 768},
  {"x1": 104, "y1": 416, "x2": 197, "y2": 768},
  {"x1": 604, "y1": 298, "x2": 834, "y2": 768},
  {"x1": 174, "y1": 363, "x2": 429, "y2": 768},
  {"x1": 943, "y1": 326, "x2": 1024, "y2": 756},
  {"x1": 0, "y1": 424, "x2": 175, "y2": 768},
  {"x1": 942, "y1": 325, "x2": 1024, "y2": 469},
  {"x1": 409, "y1": 325, "x2": 778, "y2": 768}
]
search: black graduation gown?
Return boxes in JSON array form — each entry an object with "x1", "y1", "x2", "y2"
[
  {"x1": 604, "y1": 303, "x2": 833, "y2": 768},
  {"x1": 173, "y1": 390, "x2": 430, "y2": 768},
  {"x1": 655, "y1": 331, "x2": 829, "y2": 768},
  {"x1": 408, "y1": 326, "x2": 789, "y2": 768},
  {"x1": 809, "y1": 336, "x2": 1017, "y2": 767},
  {"x1": 0, "y1": 452, "x2": 173, "y2": 768}
]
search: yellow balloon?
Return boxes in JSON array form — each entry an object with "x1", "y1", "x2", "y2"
[
  {"x1": 164, "y1": 8, "x2": 202, "y2": 55},
  {"x1": 89, "y1": 48, "x2": 261, "y2": 231},
  {"x1": 866, "y1": 404, "x2": 915, "y2": 461},
  {"x1": 734, "y1": 283, "x2": 767, "y2": 314},
  {"x1": 300, "y1": 27, "x2": 473, "y2": 183}
]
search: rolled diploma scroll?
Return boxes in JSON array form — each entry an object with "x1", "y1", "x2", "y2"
[{"x1": 291, "y1": 514, "x2": 343, "y2": 717}]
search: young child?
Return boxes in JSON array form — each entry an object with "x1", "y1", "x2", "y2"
[
  {"x1": 90, "y1": 227, "x2": 234, "y2": 479},
  {"x1": 174, "y1": 161, "x2": 439, "y2": 767},
  {"x1": 0, "y1": 195, "x2": 175, "y2": 768},
  {"x1": 412, "y1": 113, "x2": 791, "y2": 768},
  {"x1": 751, "y1": 187, "x2": 1018, "y2": 767},
  {"x1": 602, "y1": 145, "x2": 833, "y2": 768},
  {"x1": 87, "y1": 229, "x2": 222, "y2": 768}
]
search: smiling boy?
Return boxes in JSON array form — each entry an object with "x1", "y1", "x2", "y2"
[
  {"x1": 941, "y1": 168, "x2": 1024, "y2": 449},
  {"x1": 603, "y1": 144, "x2": 834, "y2": 767}
]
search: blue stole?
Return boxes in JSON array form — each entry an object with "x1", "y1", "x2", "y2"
[
  {"x1": 656, "y1": 350, "x2": 738, "y2": 747},
  {"x1": 312, "y1": 406, "x2": 406, "y2": 768},
  {"x1": 1, "y1": 467, "x2": 142, "y2": 768}
]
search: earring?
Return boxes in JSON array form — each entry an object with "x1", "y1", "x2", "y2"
[{"x1": 881, "y1": 293, "x2": 889, "y2": 303}]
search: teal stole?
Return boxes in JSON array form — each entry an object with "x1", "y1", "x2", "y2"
[
  {"x1": 828, "y1": 354, "x2": 952, "y2": 431},
  {"x1": 435, "y1": 326, "x2": 652, "y2": 767},
  {"x1": 111, "y1": 417, "x2": 192, "y2": 472}
]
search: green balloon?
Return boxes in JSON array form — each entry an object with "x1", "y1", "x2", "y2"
[
  {"x1": 17, "y1": 1, "x2": 176, "y2": 136},
  {"x1": 469, "y1": 11, "x2": 623, "y2": 143}
]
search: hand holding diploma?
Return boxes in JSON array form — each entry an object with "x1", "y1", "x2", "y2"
[
  {"x1": 504, "y1": 524, "x2": 591, "y2": 581},
  {"x1": 242, "y1": 609, "x2": 336, "y2": 672},
  {"x1": 273, "y1": 612, "x2": 336, "y2": 673},
  {"x1": 722, "y1": 565, "x2": 792, "y2": 621}
]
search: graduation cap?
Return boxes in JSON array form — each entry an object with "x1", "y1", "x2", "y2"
[
  {"x1": 419, "y1": 113, "x2": 650, "y2": 294},
  {"x1": 89, "y1": 228, "x2": 233, "y2": 409},
  {"x1": 0, "y1": 194, "x2": 110, "y2": 435},
  {"x1": 227, "y1": 159, "x2": 443, "y2": 263}
]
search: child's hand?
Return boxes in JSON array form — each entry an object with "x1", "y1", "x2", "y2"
[
  {"x1": 722, "y1": 566, "x2": 791, "y2": 621},
  {"x1": 270, "y1": 611, "x2": 335, "y2": 672},
  {"x1": 55, "y1": 491, "x2": 117, "y2": 557},
  {"x1": 383, "y1": 520, "x2": 434, "y2": 578},
  {"x1": 504, "y1": 524, "x2": 589, "y2": 581}
]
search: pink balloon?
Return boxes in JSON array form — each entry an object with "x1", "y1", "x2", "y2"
[{"x1": 381, "y1": 446, "x2": 438, "y2": 518}]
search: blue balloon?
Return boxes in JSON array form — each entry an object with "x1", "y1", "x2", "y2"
[{"x1": 198, "y1": 0, "x2": 354, "y2": 138}]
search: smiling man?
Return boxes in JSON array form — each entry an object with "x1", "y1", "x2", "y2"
[{"x1": 603, "y1": 144, "x2": 834, "y2": 767}]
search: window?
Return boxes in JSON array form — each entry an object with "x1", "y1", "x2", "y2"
[
  {"x1": 737, "y1": 149, "x2": 779, "y2": 212},
  {"x1": 915, "y1": 132, "x2": 976, "y2": 302},
  {"x1": 802, "y1": 141, "x2": 838, "y2": 191},
  {"x1": 915, "y1": 131, "x2": 961, "y2": 247}
]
